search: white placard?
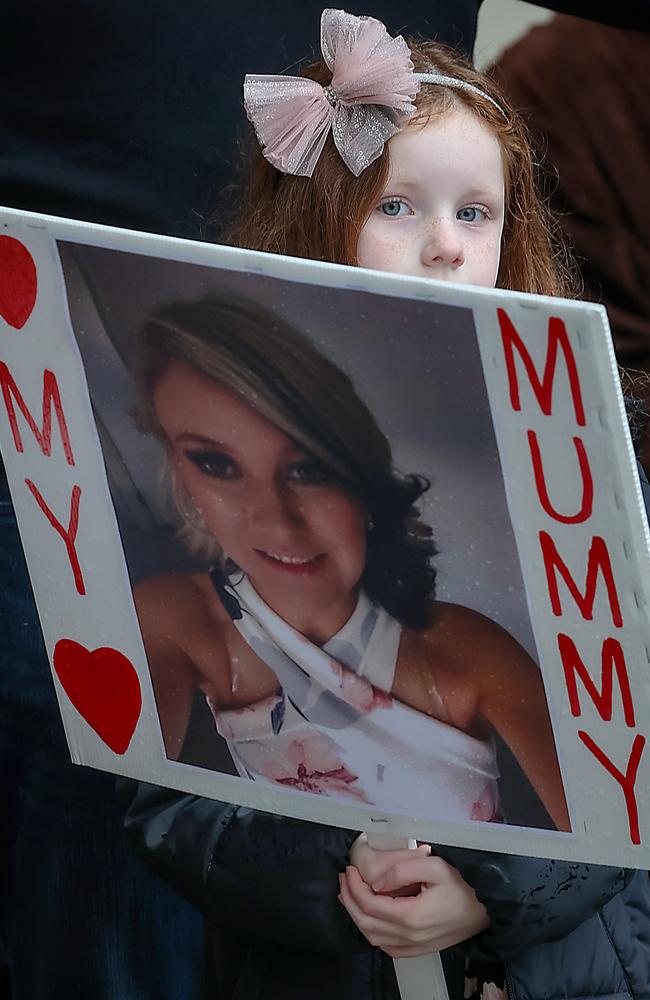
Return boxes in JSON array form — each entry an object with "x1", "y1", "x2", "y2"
[{"x1": 1, "y1": 205, "x2": 649, "y2": 866}]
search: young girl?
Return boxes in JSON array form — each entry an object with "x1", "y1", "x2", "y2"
[
  {"x1": 231, "y1": 8, "x2": 572, "y2": 297},
  {"x1": 123, "y1": 10, "x2": 650, "y2": 1000}
]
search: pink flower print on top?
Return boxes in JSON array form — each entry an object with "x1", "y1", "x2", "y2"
[
  {"x1": 471, "y1": 786, "x2": 499, "y2": 823},
  {"x1": 328, "y1": 658, "x2": 393, "y2": 713},
  {"x1": 212, "y1": 690, "x2": 282, "y2": 741},
  {"x1": 262, "y1": 734, "x2": 369, "y2": 802}
]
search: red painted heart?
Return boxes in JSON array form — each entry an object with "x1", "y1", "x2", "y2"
[
  {"x1": 53, "y1": 638, "x2": 142, "y2": 755},
  {"x1": 0, "y1": 236, "x2": 38, "y2": 329}
]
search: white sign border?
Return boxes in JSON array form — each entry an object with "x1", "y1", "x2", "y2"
[{"x1": 2, "y1": 205, "x2": 650, "y2": 866}]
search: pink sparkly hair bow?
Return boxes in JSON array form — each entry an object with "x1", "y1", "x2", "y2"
[{"x1": 243, "y1": 8, "x2": 419, "y2": 178}]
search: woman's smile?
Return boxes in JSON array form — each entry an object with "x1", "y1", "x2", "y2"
[{"x1": 255, "y1": 549, "x2": 327, "y2": 573}]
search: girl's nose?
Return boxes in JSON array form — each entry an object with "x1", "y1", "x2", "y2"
[{"x1": 421, "y1": 221, "x2": 465, "y2": 270}]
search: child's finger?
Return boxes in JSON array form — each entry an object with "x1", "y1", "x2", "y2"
[
  {"x1": 340, "y1": 873, "x2": 441, "y2": 950},
  {"x1": 376, "y1": 881, "x2": 423, "y2": 899},
  {"x1": 344, "y1": 865, "x2": 406, "y2": 916},
  {"x1": 350, "y1": 839, "x2": 429, "y2": 885},
  {"x1": 338, "y1": 873, "x2": 411, "y2": 947},
  {"x1": 343, "y1": 866, "x2": 434, "y2": 931},
  {"x1": 372, "y1": 856, "x2": 449, "y2": 894}
]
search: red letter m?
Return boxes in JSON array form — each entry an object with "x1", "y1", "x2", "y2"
[
  {"x1": 498, "y1": 309, "x2": 585, "y2": 426},
  {"x1": 540, "y1": 532, "x2": 623, "y2": 628},
  {"x1": 558, "y1": 633, "x2": 635, "y2": 727},
  {"x1": 0, "y1": 363, "x2": 74, "y2": 466}
]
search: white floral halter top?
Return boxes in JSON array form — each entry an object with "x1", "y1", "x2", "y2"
[{"x1": 207, "y1": 571, "x2": 501, "y2": 824}]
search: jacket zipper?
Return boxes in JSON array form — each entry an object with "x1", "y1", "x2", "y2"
[{"x1": 504, "y1": 963, "x2": 515, "y2": 1000}]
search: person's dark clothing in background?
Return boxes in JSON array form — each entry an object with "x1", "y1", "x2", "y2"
[
  {"x1": 0, "y1": 1, "x2": 483, "y2": 241},
  {"x1": 492, "y1": 16, "x2": 650, "y2": 375},
  {"x1": 2, "y1": 1, "x2": 646, "y2": 240},
  {"x1": 1, "y1": 2, "x2": 649, "y2": 998},
  {"x1": 491, "y1": 15, "x2": 650, "y2": 469}
]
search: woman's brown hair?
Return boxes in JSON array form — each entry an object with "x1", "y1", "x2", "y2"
[
  {"x1": 228, "y1": 40, "x2": 574, "y2": 297},
  {"x1": 135, "y1": 294, "x2": 436, "y2": 628}
]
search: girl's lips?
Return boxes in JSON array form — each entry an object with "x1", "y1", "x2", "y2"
[{"x1": 255, "y1": 549, "x2": 327, "y2": 575}]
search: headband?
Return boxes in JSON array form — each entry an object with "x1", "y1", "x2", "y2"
[{"x1": 243, "y1": 8, "x2": 506, "y2": 178}]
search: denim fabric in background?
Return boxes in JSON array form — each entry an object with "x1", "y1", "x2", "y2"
[{"x1": 0, "y1": 499, "x2": 202, "y2": 999}]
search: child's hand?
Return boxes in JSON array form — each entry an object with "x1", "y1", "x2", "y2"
[
  {"x1": 339, "y1": 855, "x2": 489, "y2": 957},
  {"x1": 349, "y1": 834, "x2": 431, "y2": 897}
]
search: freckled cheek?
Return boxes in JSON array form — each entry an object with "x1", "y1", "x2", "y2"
[
  {"x1": 357, "y1": 224, "x2": 417, "y2": 270},
  {"x1": 486, "y1": 235, "x2": 503, "y2": 279},
  {"x1": 468, "y1": 234, "x2": 502, "y2": 285},
  {"x1": 474, "y1": 234, "x2": 501, "y2": 258}
]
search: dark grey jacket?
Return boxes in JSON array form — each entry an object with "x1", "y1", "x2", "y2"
[{"x1": 121, "y1": 781, "x2": 650, "y2": 1000}]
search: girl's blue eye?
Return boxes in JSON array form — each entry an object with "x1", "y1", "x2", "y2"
[
  {"x1": 457, "y1": 206, "x2": 488, "y2": 223},
  {"x1": 380, "y1": 199, "x2": 409, "y2": 217}
]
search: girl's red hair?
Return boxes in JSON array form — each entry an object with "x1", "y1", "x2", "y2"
[{"x1": 228, "y1": 41, "x2": 574, "y2": 297}]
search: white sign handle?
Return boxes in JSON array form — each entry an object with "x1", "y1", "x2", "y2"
[{"x1": 365, "y1": 834, "x2": 450, "y2": 1000}]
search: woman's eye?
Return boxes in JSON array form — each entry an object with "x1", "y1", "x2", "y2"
[
  {"x1": 379, "y1": 199, "x2": 410, "y2": 218},
  {"x1": 287, "y1": 461, "x2": 329, "y2": 485},
  {"x1": 184, "y1": 450, "x2": 238, "y2": 479},
  {"x1": 457, "y1": 206, "x2": 489, "y2": 223}
]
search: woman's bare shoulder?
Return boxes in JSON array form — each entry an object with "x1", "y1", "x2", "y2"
[
  {"x1": 135, "y1": 569, "x2": 204, "y2": 599},
  {"x1": 399, "y1": 602, "x2": 532, "y2": 730},
  {"x1": 414, "y1": 601, "x2": 506, "y2": 652},
  {"x1": 407, "y1": 601, "x2": 532, "y2": 685},
  {"x1": 396, "y1": 603, "x2": 492, "y2": 728},
  {"x1": 416, "y1": 601, "x2": 534, "y2": 682},
  {"x1": 134, "y1": 571, "x2": 230, "y2": 633}
]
